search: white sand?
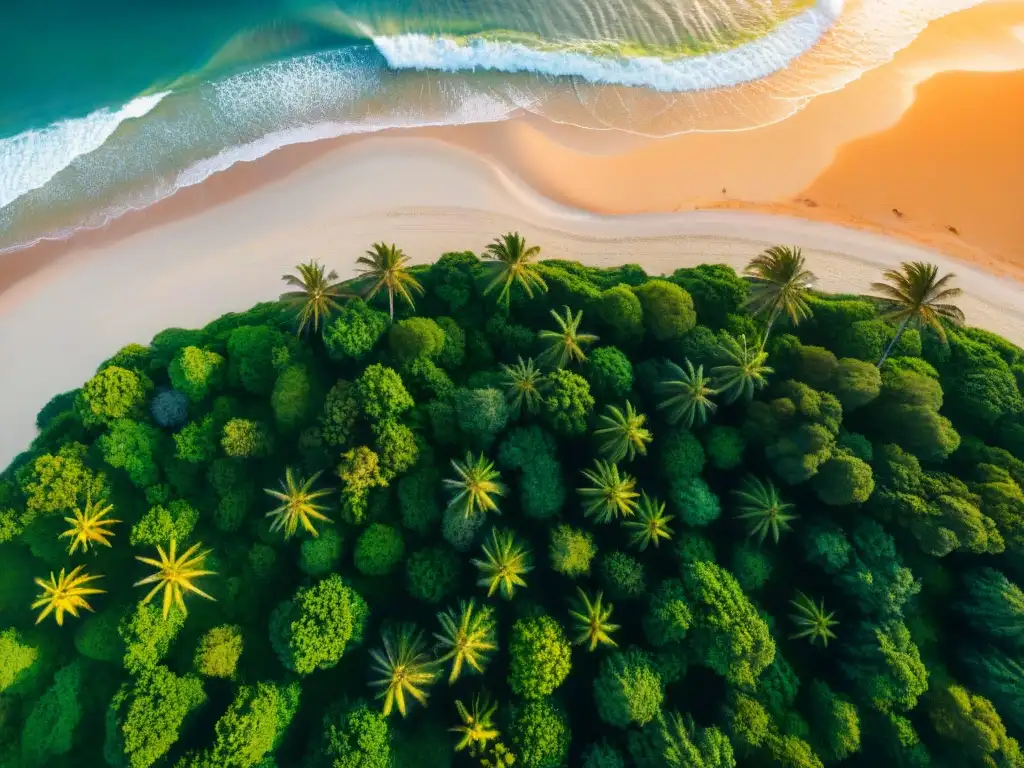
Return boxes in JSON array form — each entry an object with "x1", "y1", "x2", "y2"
[{"x1": 1, "y1": 136, "x2": 1021, "y2": 468}]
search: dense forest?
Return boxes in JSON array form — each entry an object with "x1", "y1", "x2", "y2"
[{"x1": 2, "y1": 238, "x2": 1024, "y2": 768}]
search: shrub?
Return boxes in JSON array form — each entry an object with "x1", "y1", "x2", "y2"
[
  {"x1": 194, "y1": 625, "x2": 243, "y2": 678},
  {"x1": 356, "y1": 364, "x2": 414, "y2": 423},
  {"x1": 99, "y1": 419, "x2": 161, "y2": 487},
  {"x1": 434, "y1": 316, "x2": 466, "y2": 369},
  {"x1": 598, "y1": 285, "x2": 645, "y2": 347},
  {"x1": 300, "y1": 528, "x2": 344, "y2": 576},
  {"x1": 227, "y1": 325, "x2": 284, "y2": 395},
  {"x1": 398, "y1": 464, "x2": 442, "y2": 534},
  {"x1": 498, "y1": 427, "x2": 567, "y2": 520},
  {"x1": 508, "y1": 615, "x2": 572, "y2": 699},
  {"x1": 320, "y1": 380, "x2": 359, "y2": 448},
  {"x1": 168, "y1": 346, "x2": 225, "y2": 403},
  {"x1": 732, "y1": 545, "x2": 773, "y2": 591},
  {"x1": 837, "y1": 320, "x2": 919, "y2": 362},
  {"x1": 600, "y1": 551, "x2": 647, "y2": 600},
  {"x1": 406, "y1": 546, "x2": 461, "y2": 604},
  {"x1": 669, "y1": 476, "x2": 721, "y2": 527},
  {"x1": 831, "y1": 358, "x2": 881, "y2": 410},
  {"x1": 813, "y1": 453, "x2": 875, "y2": 506},
  {"x1": 585, "y1": 346, "x2": 634, "y2": 400},
  {"x1": 389, "y1": 317, "x2": 445, "y2": 361},
  {"x1": 644, "y1": 579, "x2": 692, "y2": 646},
  {"x1": 509, "y1": 698, "x2": 571, "y2": 768},
  {"x1": 454, "y1": 388, "x2": 510, "y2": 448},
  {"x1": 0, "y1": 628, "x2": 39, "y2": 693},
  {"x1": 323, "y1": 300, "x2": 390, "y2": 362},
  {"x1": 150, "y1": 390, "x2": 189, "y2": 429},
  {"x1": 542, "y1": 370, "x2": 594, "y2": 437},
  {"x1": 582, "y1": 741, "x2": 626, "y2": 768},
  {"x1": 76, "y1": 365, "x2": 151, "y2": 426},
  {"x1": 593, "y1": 650, "x2": 663, "y2": 728},
  {"x1": 353, "y1": 523, "x2": 405, "y2": 576},
  {"x1": 549, "y1": 524, "x2": 596, "y2": 578},
  {"x1": 632, "y1": 280, "x2": 696, "y2": 342},
  {"x1": 130, "y1": 500, "x2": 199, "y2": 547},
  {"x1": 372, "y1": 420, "x2": 420, "y2": 482},
  {"x1": 660, "y1": 428, "x2": 706, "y2": 478},
  {"x1": 670, "y1": 264, "x2": 749, "y2": 329},
  {"x1": 705, "y1": 425, "x2": 745, "y2": 470},
  {"x1": 317, "y1": 701, "x2": 392, "y2": 768},
  {"x1": 271, "y1": 365, "x2": 314, "y2": 432},
  {"x1": 219, "y1": 418, "x2": 271, "y2": 458}
]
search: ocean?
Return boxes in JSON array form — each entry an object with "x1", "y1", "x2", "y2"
[{"x1": 0, "y1": 0, "x2": 984, "y2": 252}]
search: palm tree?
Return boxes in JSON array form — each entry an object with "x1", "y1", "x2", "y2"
[
  {"x1": 657, "y1": 360, "x2": 718, "y2": 427},
  {"x1": 733, "y1": 476, "x2": 797, "y2": 545},
  {"x1": 444, "y1": 453, "x2": 506, "y2": 519},
  {"x1": 623, "y1": 492, "x2": 674, "y2": 551},
  {"x1": 871, "y1": 261, "x2": 966, "y2": 366},
  {"x1": 355, "y1": 242, "x2": 424, "y2": 319},
  {"x1": 744, "y1": 245, "x2": 817, "y2": 340},
  {"x1": 482, "y1": 232, "x2": 548, "y2": 306},
  {"x1": 711, "y1": 334, "x2": 773, "y2": 403},
  {"x1": 60, "y1": 493, "x2": 120, "y2": 555},
  {"x1": 789, "y1": 591, "x2": 839, "y2": 647},
  {"x1": 578, "y1": 460, "x2": 640, "y2": 524},
  {"x1": 594, "y1": 401, "x2": 653, "y2": 462},
  {"x1": 569, "y1": 588, "x2": 620, "y2": 651},
  {"x1": 538, "y1": 306, "x2": 599, "y2": 368},
  {"x1": 369, "y1": 624, "x2": 439, "y2": 717},
  {"x1": 32, "y1": 565, "x2": 105, "y2": 626},
  {"x1": 501, "y1": 356, "x2": 545, "y2": 416},
  {"x1": 434, "y1": 600, "x2": 498, "y2": 684},
  {"x1": 450, "y1": 694, "x2": 501, "y2": 753},
  {"x1": 279, "y1": 260, "x2": 350, "y2": 335},
  {"x1": 264, "y1": 468, "x2": 333, "y2": 539},
  {"x1": 134, "y1": 539, "x2": 216, "y2": 619},
  {"x1": 472, "y1": 528, "x2": 532, "y2": 600}
]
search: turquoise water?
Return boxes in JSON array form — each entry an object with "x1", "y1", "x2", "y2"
[{"x1": 0, "y1": 0, "x2": 983, "y2": 250}]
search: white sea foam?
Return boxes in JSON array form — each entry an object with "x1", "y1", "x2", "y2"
[
  {"x1": 0, "y1": 92, "x2": 169, "y2": 210},
  {"x1": 372, "y1": 0, "x2": 844, "y2": 92}
]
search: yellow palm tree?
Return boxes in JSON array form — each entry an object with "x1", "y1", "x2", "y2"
[
  {"x1": 450, "y1": 694, "x2": 501, "y2": 753},
  {"x1": 264, "y1": 468, "x2": 334, "y2": 539},
  {"x1": 134, "y1": 539, "x2": 216, "y2": 619},
  {"x1": 355, "y1": 242, "x2": 424, "y2": 319},
  {"x1": 369, "y1": 624, "x2": 439, "y2": 717},
  {"x1": 280, "y1": 260, "x2": 352, "y2": 335},
  {"x1": 60, "y1": 494, "x2": 120, "y2": 555},
  {"x1": 32, "y1": 565, "x2": 105, "y2": 626}
]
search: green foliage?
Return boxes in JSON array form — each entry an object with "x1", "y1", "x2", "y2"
[
  {"x1": 549, "y1": 524, "x2": 596, "y2": 577},
  {"x1": 812, "y1": 451, "x2": 875, "y2": 506},
  {"x1": 541, "y1": 369, "x2": 594, "y2": 436},
  {"x1": 221, "y1": 418, "x2": 273, "y2": 458},
  {"x1": 0, "y1": 628, "x2": 39, "y2": 693},
  {"x1": 192, "y1": 681, "x2": 300, "y2": 768},
  {"x1": 354, "y1": 523, "x2": 405, "y2": 576},
  {"x1": 597, "y1": 284, "x2": 645, "y2": 347},
  {"x1": 671, "y1": 263, "x2": 749, "y2": 329},
  {"x1": 594, "y1": 649, "x2": 663, "y2": 727},
  {"x1": 406, "y1": 546, "x2": 461, "y2": 604},
  {"x1": 509, "y1": 698, "x2": 571, "y2": 768},
  {"x1": 120, "y1": 601, "x2": 185, "y2": 674},
  {"x1": 319, "y1": 380, "x2": 359, "y2": 448},
  {"x1": 227, "y1": 325, "x2": 285, "y2": 395},
  {"x1": 498, "y1": 427, "x2": 566, "y2": 520},
  {"x1": 683, "y1": 560, "x2": 776, "y2": 686},
  {"x1": 582, "y1": 741, "x2": 626, "y2": 768},
  {"x1": 508, "y1": 615, "x2": 572, "y2": 699},
  {"x1": 337, "y1": 446, "x2": 385, "y2": 524},
  {"x1": 174, "y1": 415, "x2": 218, "y2": 463},
  {"x1": 315, "y1": 700, "x2": 392, "y2": 768},
  {"x1": 356, "y1": 364, "x2": 414, "y2": 423},
  {"x1": 585, "y1": 346, "x2": 634, "y2": 400},
  {"x1": 454, "y1": 388, "x2": 510, "y2": 448},
  {"x1": 194, "y1": 625, "x2": 244, "y2": 678},
  {"x1": 600, "y1": 550, "x2": 647, "y2": 600},
  {"x1": 926, "y1": 682, "x2": 1022, "y2": 767},
  {"x1": 169, "y1": 346, "x2": 225, "y2": 402},
  {"x1": 270, "y1": 575, "x2": 368, "y2": 675},
  {"x1": 77, "y1": 365, "x2": 151, "y2": 426},
  {"x1": 20, "y1": 661, "x2": 83, "y2": 766},
  {"x1": 671, "y1": 475, "x2": 721, "y2": 528},
  {"x1": 105, "y1": 665, "x2": 206, "y2": 768},
  {"x1": 842, "y1": 620, "x2": 928, "y2": 713},
  {"x1": 644, "y1": 578, "x2": 693, "y2": 646},
  {"x1": 150, "y1": 389, "x2": 190, "y2": 427},
  {"x1": 99, "y1": 419, "x2": 162, "y2": 487},
  {"x1": 299, "y1": 527, "x2": 343, "y2": 575},
  {"x1": 372, "y1": 419, "x2": 420, "y2": 482},
  {"x1": 130, "y1": 499, "x2": 198, "y2": 547},
  {"x1": 731, "y1": 544, "x2": 772, "y2": 591},
  {"x1": 271, "y1": 364, "x2": 314, "y2": 431},
  {"x1": 389, "y1": 317, "x2": 446, "y2": 362},
  {"x1": 830, "y1": 357, "x2": 881, "y2": 410},
  {"x1": 633, "y1": 279, "x2": 696, "y2": 341},
  {"x1": 957, "y1": 568, "x2": 1024, "y2": 653},
  {"x1": 397, "y1": 463, "x2": 442, "y2": 534}
]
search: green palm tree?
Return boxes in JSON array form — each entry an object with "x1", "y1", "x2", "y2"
[
  {"x1": 264, "y1": 468, "x2": 333, "y2": 539},
  {"x1": 60, "y1": 493, "x2": 120, "y2": 555},
  {"x1": 622, "y1": 492, "x2": 674, "y2": 551},
  {"x1": 471, "y1": 528, "x2": 532, "y2": 600},
  {"x1": 450, "y1": 694, "x2": 501, "y2": 753},
  {"x1": 444, "y1": 453, "x2": 506, "y2": 519},
  {"x1": 594, "y1": 401, "x2": 653, "y2": 462},
  {"x1": 733, "y1": 476, "x2": 797, "y2": 545},
  {"x1": 871, "y1": 261, "x2": 965, "y2": 366},
  {"x1": 369, "y1": 624, "x2": 439, "y2": 717},
  {"x1": 134, "y1": 539, "x2": 216, "y2": 619},
  {"x1": 482, "y1": 232, "x2": 548, "y2": 306},
  {"x1": 32, "y1": 565, "x2": 105, "y2": 626},
  {"x1": 434, "y1": 600, "x2": 498, "y2": 684},
  {"x1": 569, "y1": 588, "x2": 620, "y2": 651},
  {"x1": 711, "y1": 334, "x2": 773, "y2": 404},
  {"x1": 578, "y1": 460, "x2": 640, "y2": 524},
  {"x1": 789, "y1": 591, "x2": 839, "y2": 647},
  {"x1": 355, "y1": 242, "x2": 424, "y2": 319},
  {"x1": 538, "y1": 306, "x2": 599, "y2": 368},
  {"x1": 744, "y1": 245, "x2": 817, "y2": 340},
  {"x1": 279, "y1": 260, "x2": 350, "y2": 335},
  {"x1": 657, "y1": 360, "x2": 718, "y2": 427},
  {"x1": 501, "y1": 356, "x2": 545, "y2": 416}
]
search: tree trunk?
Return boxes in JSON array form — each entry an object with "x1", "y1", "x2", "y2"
[
  {"x1": 388, "y1": 288, "x2": 394, "y2": 320},
  {"x1": 878, "y1": 316, "x2": 912, "y2": 367},
  {"x1": 762, "y1": 305, "x2": 782, "y2": 347}
]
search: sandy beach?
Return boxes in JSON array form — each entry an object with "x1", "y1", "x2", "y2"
[{"x1": 2, "y1": 0, "x2": 1024, "y2": 467}]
